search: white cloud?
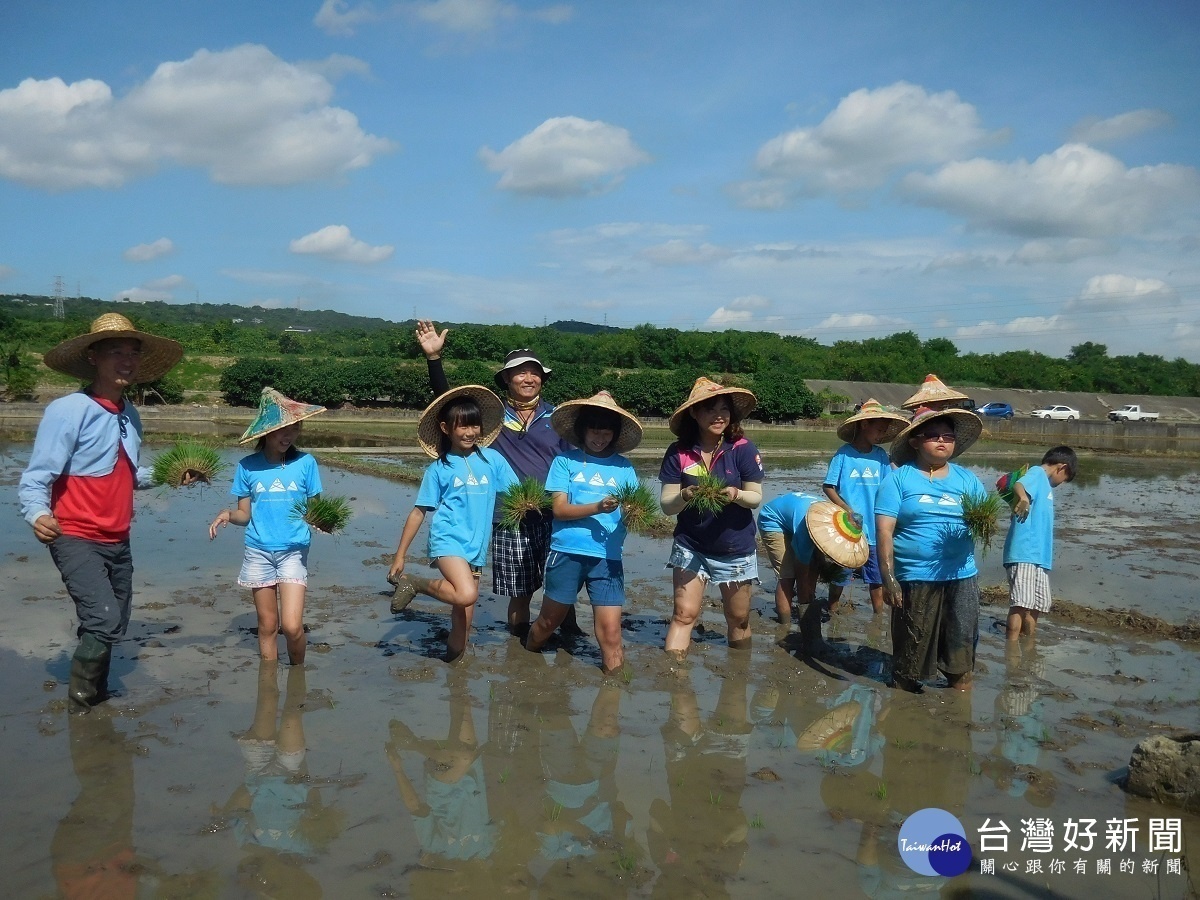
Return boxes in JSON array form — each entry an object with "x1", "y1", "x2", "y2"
[
  {"x1": 751, "y1": 82, "x2": 992, "y2": 195},
  {"x1": 640, "y1": 240, "x2": 729, "y2": 266},
  {"x1": 705, "y1": 306, "x2": 754, "y2": 327},
  {"x1": 145, "y1": 274, "x2": 185, "y2": 291},
  {"x1": 705, "y1": 294, "x2": 774, "y2": 327},
  {"x1": 124, "y1": 238, "x2": 174, "y2": 262},
  {"x1": 113, "y1": 286, "x2": 173, "y2": 303},
  {"x1": 1070, "y1": 109, "x2": 1172, "y2": 145},
  {"x1": 811, "y1": 313, "x2": 906, "y2": 330},
  {"x1": 901, "y1": 143, "x2": 1200, "y2": 238},
  {"x1": 289, "y1": 225, "x2": 395, "y2": 263},
  {"x1": 413, "y1": 0, "x2": 518, "y2": 32},
  {"x1": 0, "y1": 45, "x2": 394, "y2": 191},
  {"x1": 726, "y1": 178, "x2": 795, "y2": 210},
  {"x1": 1066, "y1": 273, "x2": 1175, "y2": 310},
  {"x1": 479, "y1": 116, "x2": 650, "y2": 196},
  {"x1": 314, "y1": 0, "x2": 380, "y2": 36},
  {"x1": 954, "y1": 315, "x2": 1064, "y2": 338},
  {"x1": 1009, "y1": 238, "x2": 1113, "y2": 265}
]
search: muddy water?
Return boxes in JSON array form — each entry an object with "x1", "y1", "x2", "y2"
[{"x1": 2, "y1": 446, "x2": 1199, "y2": 898}]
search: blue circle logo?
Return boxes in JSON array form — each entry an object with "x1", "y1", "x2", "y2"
[{"x1": 898, "y1": 808, "x2": 972, "y2": 877}]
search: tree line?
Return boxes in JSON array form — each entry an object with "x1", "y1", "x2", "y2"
[{"x1": 2, "y1": 296, "x2": 1198, "y2": 411}]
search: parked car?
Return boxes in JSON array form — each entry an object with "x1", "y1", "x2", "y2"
[
  {"x1": 1031, "y1": 405, "x2": 1080, "y2": 420},
  {"x1": 977, "y1": 402, "x2": 1014, "y2": 419},
  {"x1": 1107, "y1": 404, "x2": 1159, "y2": 422}
]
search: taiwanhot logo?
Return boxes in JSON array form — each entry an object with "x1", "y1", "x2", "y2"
[{"x1": 897, "y1": 808, "x2": 972, "y2": 877}]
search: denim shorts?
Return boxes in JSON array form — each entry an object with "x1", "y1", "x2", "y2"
[
  {"x1": 667, "y1": 541, "x2": 758, "y2": 586},
  {"x1": 835, "y1": 544, "x2": 880, "y2": 587},
  {"x1": 543, "y1": 550, "x2": 625, "y2": 607},
  {"x1": 238, "y1": 546, "x2": 309, "y2": 589}
]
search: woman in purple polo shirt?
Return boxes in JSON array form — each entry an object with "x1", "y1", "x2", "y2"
[{"x1": 659, "y1": 377, "x2": 764, "y2": 656}]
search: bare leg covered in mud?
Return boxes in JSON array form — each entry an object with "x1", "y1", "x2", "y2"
[
  {"x1": 409, "y1": 557, "x2": 480, "y2": 662},
  {"x1": 666, "y1": 569, "x2": 752, "y2": 655},
  {"x1": 527, "y1": 597, "x2": 624, "y2": 674}
]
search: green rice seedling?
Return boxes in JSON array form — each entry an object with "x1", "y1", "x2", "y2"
[
  {"x1": 610, "y1": 481, "x2": 667, "y2": 535},
  {"x1": 615, "y1": 850, "x2": 637, "y2": 873},
  {"x1": 685, "y1": 472, "x2": 730, "y2": 516},
  {"x1": 498, "y1": 477, "x2": 551, "y2": 530},
  {"x1": 873, "y1": 782, "x2": 888, "y2": 801},
  {"x1": 749, "y1": 814, "x2": 765, "y2": 829},
  {"x1": 151, "y1": 441, "x2": 225, "y2": 487},
  {"x1": 960, "y1": 491, "x2": 1004, "y2": 553},
  {"x1": 291, "y1": 495, "x2": 353, "y2": 535}
]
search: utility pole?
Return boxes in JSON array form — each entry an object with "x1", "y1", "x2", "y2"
[{"x1": 53, "y1": 275, "x2": 65, "y2": 319}]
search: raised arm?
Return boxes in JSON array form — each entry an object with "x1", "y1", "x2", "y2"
[{"x1": 415, "y1": 319, "x2": 451, "y2": 395}]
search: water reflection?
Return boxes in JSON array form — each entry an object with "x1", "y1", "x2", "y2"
[
  {"x1": 981, "y1": 640, "x2": 1058, "y2": 807},
  {"x1": 649, "y1": 653, "x2": 751, "y2": 898},
  {"x1": 222, "y1": 662, "x2": 347, "y2": 898}
]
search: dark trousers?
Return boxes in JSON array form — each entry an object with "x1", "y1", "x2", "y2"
[{"x1": 48, "y1": 536, "x2": 134, "y2": 644}]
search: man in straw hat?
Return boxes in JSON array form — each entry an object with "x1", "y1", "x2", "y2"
[
  {"x1": 19, "y1": 313, "x2": 186, "y2": 712},
  {"x1": 414, "y1": 320, "x2": 575, "y2": 639},
  {"x1": 821, "y1": 399, "x2": 909, "y2": 615}
]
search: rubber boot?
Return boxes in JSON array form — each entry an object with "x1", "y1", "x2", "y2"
[{"x1": 68, "y1": 634, "x2": 109, "y2": 714}]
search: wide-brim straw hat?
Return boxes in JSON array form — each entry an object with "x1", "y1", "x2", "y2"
[
  {"x1": 416, "y1": 385, "x2": 504, "y2": 458},
  {"x1": 889, "y1": 406, "x2": 983, "y2": 465},
  {"x1": 835, "y1": 399, "x2": 909, "y2": 444},
  {"x1": 494, "y1": 349, "x2": 552, "y2": 390},
  {"x1": 550, "y1": 390, "x2": 643, "y2": 454},
  {"x1": 804, "y1": 500, "x2": 871, "y2": 569},
  {"x1": 668, "y1": 376, "x2": 757, "y2": 436},
  {"x1": 901, "y1": 373, "x2": 970, "y2": 411},
  {"x1": 239, "y1": 387, "x2": 327, "y2": 443},
  {"x1": 43, "y1": 312, "x2": 183, "y2": 383}
]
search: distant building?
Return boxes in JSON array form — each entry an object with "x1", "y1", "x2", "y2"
[{"x1": 282, "y1": 326, "x2": 313, "y2": 334}]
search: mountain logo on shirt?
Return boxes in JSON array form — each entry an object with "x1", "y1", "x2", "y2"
[
  {"x1": 606, "y1": 477, "x2": 619, "y2": 487},
  {"x1": 268, "y1": 479, "x2": 287, "y2": 492},
  {"x1": 480, "y1": 474, "x2": 489, "y2": 484},
  {"x1": 863, "y1": 466, "x2": 878, "y2": 480},
  {"x1": 919, "y1": 494, "x2": 935, "y2": 504},
  {"x1": 573, "y1": 472, "x2": 587, "y2": 483},
  {"x1": 850, "y1": 468, "x2": 861, "y2": 478},
  {"x1": 466, "y1": 474, "x2": 479, "y2": 486},
  {"x1": 589, "y1": 473, "x2": 606, "y2": 486},
  {"x1": 287, "y1": 481, "x2": 298, "y2": 491},
  {"x1": 453, "y1": 477, "x2": 465, "y2": 487},
  {"x1": 254, "y1": 482, "x2": 266, "y2": 493},
  {"x1": 937, "y1": 494, "x2": 959, "y2": 506}
]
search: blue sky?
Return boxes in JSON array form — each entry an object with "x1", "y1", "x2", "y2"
[{"x1": 2, "y1": 1, "x2": 1198, "y2": 360}]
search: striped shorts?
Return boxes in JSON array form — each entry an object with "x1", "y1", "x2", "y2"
[
  {"x1": 489, "y1": 512, "x2": 552, "y2": 597},
  {"x1": 1006, "y1": 563, "x2": 1052, "y2": 613}
]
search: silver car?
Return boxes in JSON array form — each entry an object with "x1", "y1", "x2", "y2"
[{"x1": 1030, "y1": 405, "x2": 1080, "y2": 420}]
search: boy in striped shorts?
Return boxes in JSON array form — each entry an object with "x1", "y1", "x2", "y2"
[{"x1": 1003, "y1": 446, "x2": 1077, "y2": 640}]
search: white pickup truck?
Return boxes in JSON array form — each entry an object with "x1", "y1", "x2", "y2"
[{"x1": 1108, "y1": 405, "x2": 1159, "y2": 422}]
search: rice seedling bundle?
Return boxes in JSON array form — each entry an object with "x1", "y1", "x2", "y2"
[
  {"x1": 610, "y1": 482, "x2": 669, "y2": 535},
  {"x1": 151, "y1": 441, "x2": 225, "y2": 487},
  {"x1": 815, "y1": 553, "x2": 849, "y2": 585},
  {"x1": 498, "y1": 477, "x2": 551, "y2": 530},
  {"x1": 685, "y1": 472, "x2": 730, "y2": 516},
  {"x1": 291, "y1": 495, "x2": 353, "y2": 535},
  {"x1": 961, "y1": 491, "x2": 1004, "y2": 553}
]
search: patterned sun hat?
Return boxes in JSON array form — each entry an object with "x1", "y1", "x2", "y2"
[
  {"x1": 901, "y1": 373, "x2": 971, "y2": 411},
  {"x1": 889, "y1": 406, "x2": 983, "y2": 465},
  {"x1": 835, "y1": 399, "x2": 910, "y2": 444},
  {"x1": 416, "y1": 385, "x2": 504, "y2": 458},
  {"x1": 239, "y1": 387, "x2": 327, "y2": 444},
  {"x1": 550, "y1": 391, "x2": 643, "y2": 453},
  {"x1": 43, "y1": 312, "x2": 183, "y2": 383},
  {"x1": 804, "y1": 500, "x2": 870, "y2": 568}
]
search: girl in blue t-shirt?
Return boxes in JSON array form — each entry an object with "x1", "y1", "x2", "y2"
[
  {"x1": 524, "y1": 392, "x2": 642, "y2": 674},
  {"x1": 209, "y1": 388, "x2": 327, "y2": 665},
  {"x1": 388, "y1": 386, "x2": 516, "y2": 662}
]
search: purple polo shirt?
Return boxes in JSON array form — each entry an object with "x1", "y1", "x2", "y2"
[{"x1": 659, "y1": 437, "x2": 765, "y2": 557}]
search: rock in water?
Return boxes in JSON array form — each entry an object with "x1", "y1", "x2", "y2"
[{"x1": 1125, "y1": 734, "x2": 1200, "y2": 809}]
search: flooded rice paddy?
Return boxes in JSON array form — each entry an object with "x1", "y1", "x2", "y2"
[{"x1": 1, "y1": 440, "x2": 1198, "y2": 898}]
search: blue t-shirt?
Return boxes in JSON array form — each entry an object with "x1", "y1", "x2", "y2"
[
  {"x1": 545, "y1": 450, "x2": 639, "y2": 560},
  {"x1": 232, "y1": 451, "x2": 323, "y2": 552},
  {"x1": 659, "y1": 437, "x2": 765, "y2": 557},
  {"x1": 758, "y1": 491, "x2": 822, "y2": 566},
  {"x1": 416, "y1": 448, "x2": 518, "y2": 567},
  {"x1": 874, "y1": 463, "x2": 986, "y2": 582},
  {"x1": 823, "y1": 444, "x2": 891, "y2": 545},
  {"x1": 1003, "y1": 465, "x2": 1055, "y2": 569}
]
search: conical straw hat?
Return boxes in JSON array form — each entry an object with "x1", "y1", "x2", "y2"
[
  {"x1": 804, "y1": 500, "x2": 870, "y2": 569},
  {"x1": 668, "y1": 377, "x2": 757, "y2": 436},
  {"x1": 835, "y1": 399, "x2": 909, "y2": 444},
  {"x1": 550, "y1": 391, "x2": 643, "y2": 453},
  {"x1": 889, "y1": 406, "x2": 983, "y2": 465},
  {"x1": 416, "y1": 385, "x2": 504, "y2": 458},
  {"x1": 901, "y1": 374, "x2": 970, "y2": 411},
  {"x1": 239, "y1": 387, "x2": 327, "y2": 444},
  {"x1": 43, "y1": 313, "x2": 183, "y2": 383}
]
